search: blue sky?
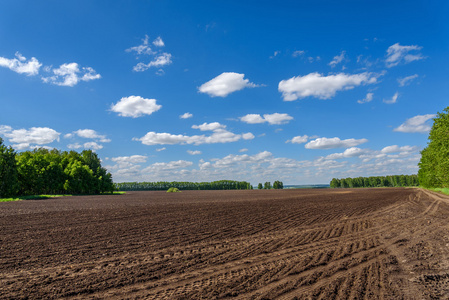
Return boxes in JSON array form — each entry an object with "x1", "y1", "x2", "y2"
[{"x1": 1, "y1": 0, "x2": 448, "y2": 185}]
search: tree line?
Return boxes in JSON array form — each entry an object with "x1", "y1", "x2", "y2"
[
  {"x1": 257, "y1": 181, "x2": 284, "y2": 189},
  {"x1": 115, "y1": 180, "x2": 252, "y2": 191},
  {"x1": 329, "y1": 175, "x2": 419, "y2": 188},
  {"x1": 0, "y1": 138, "x2": 114, "y2": 197}
]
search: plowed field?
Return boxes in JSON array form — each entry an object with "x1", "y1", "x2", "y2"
[{"x1": 1, "y1": 188, "x2": 449, "y2": 299}]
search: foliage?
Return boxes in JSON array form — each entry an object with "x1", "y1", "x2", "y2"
[
  {"x1": 418, "y1": 107, "x2": 449, "y2": 188},
  {"x1": 0, "y1": 138, "x2": 19, "y2": 197},
  {"x1": 329, "y1": 175, "x2": 419, "y2": 188},
  {"x1": 167, "y1": 187, "x2": 181, "y2": 193},
  {"x1": 0, "y1": 144, "x2": 114, "y2": 197},
  {"x1": 257, "y1": 183, "x2": 263, "y2": 189},
  {"x1": 115, "y1": 180, "x2": 252, "y2": 191},
  {"x1": 264, "y1": 182, "x2": 271, "y2": 189},
  {"x1": 273, "y1": 180, "x2": 284, "y2": 189}
]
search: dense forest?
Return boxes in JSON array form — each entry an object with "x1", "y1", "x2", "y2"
[
  {"x1": 330, "y1": 175, "x2": 419, "y2": 188},
  {"x1": 0, "y1": 138, "x2": 114, "y2": 197},
  {"x1": 115, "y1": 180, "x2": 252, "y2": 191}
]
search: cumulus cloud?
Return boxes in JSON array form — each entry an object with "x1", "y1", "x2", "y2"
[
  {"x1": 134, "y1": 122, "x2": 254, "y2": 146},
  {"x1": 239, "y1": 148, "x2": 248, "y2": 152},
  {"x1": 394, "y1": 114, "x2": 435, "y2": 133},
  {"x1": 357, "y1": 92, "x2": 374, "y2": 104},
  {"x1": 381, "y1": 145, "x2": 419, "y2": 154},
  {"x1": 70, "y1": 129, "x2": 110, "y2": 142},
  {"x1": 111, "y1": 155, "x2": 147, "y2": 165},
  {"x1": 180, "y1": 112, "x2": 193, "y2": 119},
  {"x1": 305, "y1": 137, "x2": 368, "y2": 149},
  {"x1": 278, "y1": 72, "x2": 379, "y2": 101},
  {"x1": 198, "y1": 72, "x2": 259, "y2": 97},
  {"x1": 0, "y1": 125, "x2": 60, "y2": 149},
  {"x1": 329, "y1": 51, "x2": 346, "y2": 68},
  {"x1": 287, "y1": 135, "x2": 309, "y2": 144},
  {"x1": 110, "y1": 96, "x2": 162, "y2": 118},
  {"x1": 398, "y1": 74, "x2": 418, "y2": 87},
  {"x1": 383, "y1": 92, "x2": 399, "y2": 104},
  {"x1": 83, "y1": 142, "x2": 103, "y2": 150},
  {"x1": 187, "y1": 150, "x2": 202, "y2": 155},
  {"x1": 142, "y1": 160, "x2": 193, "y2": 173},
  {"x1": 192, "y1": 122, "x2": 226, "y2": 131},
  {"x1": 385, "y1": 43, "x2": 425, "y2": 68},
  {"x1": 240, "y1": 113, "x2": 293, "y2": 125},
  {"x1": 0, "y1": 52, "x2": 42, "y2": 76},
  {"x1": 41, "y1": 63, "x2": 101, "y2": 87},
  {"x1": 126, "y1": 35, "x2": 172, "y2": 73},
  {"x1": 325, "y1": 147, "x2": 369, "y2": 160},
  {"x1": 152, "y1": 36, "x2": 165, "y2": 47}
]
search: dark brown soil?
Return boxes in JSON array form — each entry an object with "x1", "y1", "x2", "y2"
[{"x1": 1, "y1": 188, "x2": 449, "y2": 299}]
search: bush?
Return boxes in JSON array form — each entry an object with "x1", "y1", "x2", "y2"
[{"x1": 167, "y1": 187, "x2": 181, "y2": 193}]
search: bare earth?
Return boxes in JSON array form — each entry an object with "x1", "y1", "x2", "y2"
[{"x1": 1, "y1": 188, "x2": 449, "y2": 299}]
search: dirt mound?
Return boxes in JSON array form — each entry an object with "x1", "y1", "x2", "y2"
[{"x1": 1, "y1": 188, "x2": 448, "y2": 299}]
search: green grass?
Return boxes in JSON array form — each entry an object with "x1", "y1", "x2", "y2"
[
  {"x1": 427, "y1": 187, "x2": 449, "y2": 196},
  {"x1": 0, "y1": 191, "x2": 125, "y2": 202}
]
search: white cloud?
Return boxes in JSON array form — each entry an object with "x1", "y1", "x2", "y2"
[
  {"x1": 240, "y1": 113, "x2": 293, "y2": 125},
  {"x1": 292, "y1": 50, "x2": 305, "y2": 57},
  {"x1": 325, "y1": 147, "x2": 368, "y2": 159},
  {"x1": 83, "y1": 142, "x2": 103, "y2": 150},
  {"x1": 156, "y1": 147, "x2": 166, "y2": 152},
  {"x1": 287, "y1": 135, "x2": 309, "y2": 144},
  {"x1": 198, "y1": 72, "x2": 259, "y2": 97},
  {"x1": 142, "y1": 160, "x2": 193, "y2": 173},
  {"x1": 0, "y1": 125, "x2": 60, "y2": 149},
  {"x1": 240, "y1": 114, "x2": 265, "y2": 124},
  {"x1": 269, "y1": 51, "x2": 281, "y2": 59},
  {"x1": 278, "y1": 72, "x2": 379, "y2": 101},
  {"x1": 305, "y1": 137, "x2": 368, "y2": 149},
  {"x1": 71, "y1": 129, "x2": 110, "y2": 142},
  {"x1": 67, "y1": 143, "x2": 82, "y2": 149},
  {"x1": 111, "y1": 155, "x2": 147, "y2": 164},
  {"x1": 110, "y1": 96, "x2": 162, "y2": 118},
  {"x1": 192, "y1": 122, "x2": 226, "y2": 131},
  {"x1": 134, "y1": 122, "x2": 254, "y2": 146},
  {"x1": 239, "y1": 148, "x2": 248, "y2": 152},
  {"x1": 126, "y1": 35, "x2": 172, "y2": 73},
  {"x1": 180, "y1": 112, "x2": 193, "y2": 119},
  {"x1": 41, "y1": 63, "x2": 101, "y2": 87},
  {"x1": 357, "y1": 92, "x2": 374, "y2": 104},
  {"x1": 394, "y1": 114, "x2": 435, "y2": 133},
  {"x1": 398, "y1": 74, "x2": 418, "y2": 87},
  {"x1": 133, "y1": 53, "x2": 172, "y2": 72},
  {"x1": 0, "y1": 52, "x2": 42, "y2": 76},
  {"x1": 126, "y1": 35, "x2": 154, "y2": 55},
  {"x1": 152, "y1": 36, "x2": 165, "y2": 47},
  {"x1": 385, "y1": 43, "x2": 425, "y2": 68},
  {"x1": 187, "y1": 150, "x2": 202, "y2": 155},
  {"x1": 381, "y1": 145, "x2": 418, "y2": 154},
  {"x1": 329, "y1": 51, "x2": 346, "y2": 68},
  {"x1": 383, "y1": 92, "x2": 399, "y2": 104}
]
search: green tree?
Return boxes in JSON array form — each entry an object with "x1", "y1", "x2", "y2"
[
  {"x1": 264, "y1": 182, "x2": 271, "y2": 189},
  {"x1": 419, "y1": 108, "x2": 449, "y2": 187},
  {"x1": 258, "y1": 183, "x2": 263, "y2": 189},
  {"x1": 0, "y1": 138, "x2": 19, "y2": 197}
]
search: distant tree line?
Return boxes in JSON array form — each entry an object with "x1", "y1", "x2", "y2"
[
  {"x1": 257, "y1": 181, "x2": 284, "y2": 189},
  {"x1": 115, "y1": 180, "x2": 252, "y2": 191},
  {"x1": 0, "y1": 138, "x2": 114, "y2": 198},
  {"x1": 329, "y1": 175, "x2": 419, "y2": 188},
  {"x1": 418, "y1": 107, "x2": 449, "y2": 188}
]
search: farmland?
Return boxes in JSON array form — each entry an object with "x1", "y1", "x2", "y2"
[{"x1": 1, "y1": 188, "x2": 449, "y2": 299}]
